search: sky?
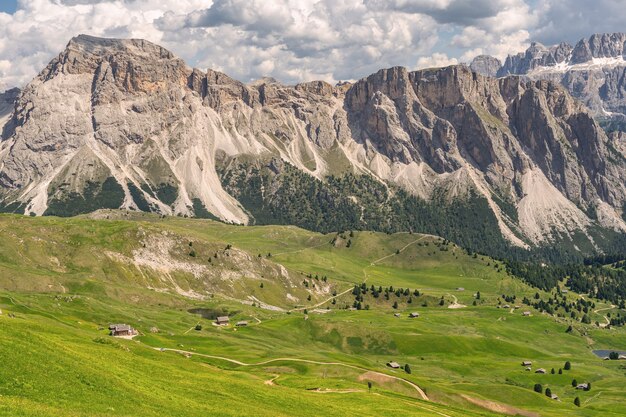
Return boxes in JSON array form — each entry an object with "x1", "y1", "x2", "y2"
[{"x1": 0, "y1": 0, "x2": 624, "y2": 89}]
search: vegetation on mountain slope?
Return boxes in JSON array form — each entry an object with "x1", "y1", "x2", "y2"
[
  {"x1": 219, "y1": 158, "x2": 626, "y2": 263},
  {"x1": 1, "y1": 213, "x2": 625, "y2": 416}
]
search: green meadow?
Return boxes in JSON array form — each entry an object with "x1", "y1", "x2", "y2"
[{"x1": 0, "y1": 212, "x2": 625, "y2": 416}]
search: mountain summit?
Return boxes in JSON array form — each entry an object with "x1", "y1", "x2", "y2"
[
  {"x1": 1, "y1": 35, "x2": 625, "y2": 256},
  {"x1": 471, "y1": 33, "x2": 626, "y2": 129}
]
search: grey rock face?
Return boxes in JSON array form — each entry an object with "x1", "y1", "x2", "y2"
[
  {"x1": 0, "y1": 35, "x2": 624, "y2": 248},
  {"x1": 0, "y1": 87, "x2": 19, "y2": 136},
  {"x1": 570, "y1": 33, "x2": 626, "y2": 64},
  {"x1": 499, "y1": 42, "x2": 573, "y2": 76},
  {"x1": 497, "y1": 33, "x2": 626, "y2": 128},
  {"x1": 470, "y1": 55, "x2": 502, "y2": 77}
]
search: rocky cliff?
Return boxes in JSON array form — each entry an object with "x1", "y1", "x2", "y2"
[
  {"x1": 472, "y1": 33, "x2": 626, "y2": 130},
  {"x1": 469, "y1": 55, "x2": 502, "y2": 78},
  {"x1": 1, "y1": 35, "x2": 625, "y2": 254}
]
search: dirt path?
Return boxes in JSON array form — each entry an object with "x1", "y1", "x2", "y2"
[
  {"x1": 362, "y1": 236, "x2": 428, "y2": 282},
  {"x1": 183, "y1": 321, "x2": 200, "y2": 335},
  {"x1": 290, "y1": 236, "x2": 429, "y2": 312},
  {"x1": 460, "y1": 394, "x2": 538, "y2": 417},
  {"x1": 155, "y1": 347, "x2": 429, "y2": 401},
  {"x1": 264, "y1": 375, "x2": 279, "y2": 385},
  {"x1": 446, "y1": 294, "x2": 466, "y2": 309},
  {"x1": 289, "y1": 286, "x2": 354, "y2": 312},
  {"x1": 369, "y1": 236, "x2": 428, "y2": 267},
  {"x1": 594, "y1": 305, "x2": 616, "y2": 326}
]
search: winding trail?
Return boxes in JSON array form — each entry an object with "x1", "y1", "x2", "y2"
[
  {"x1": 289, "y1": 286, "x2": 354, "y2": 312},
  {"x1": 446, "y1": 293, "x2": 466, "y2": 309},
  {"x1": 155, "y1": 347, "x2": 429, "y2": 401},
  {"x1": 362, "y1": 236, "x2": 428, "y2": 282},
  {"x1": 370, "y1": 236, "x2": 428, "y2": 267},
  {"x1": 594, "y1": 305, "x2": 615, "y2": 326},
  {"x1": 289, "y1": 235, "x2": 429, "y2": 312}
]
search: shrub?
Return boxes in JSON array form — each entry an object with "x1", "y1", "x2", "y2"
[
  {"x1": 533, "y1": 383, "x2": 542, "y2": 393},
  {"x1": 574, "y1": 397, "x2": 580, "y2": 407},
  {"x1": 564, "y1": 361, "x2": 571, "y2": 370}
]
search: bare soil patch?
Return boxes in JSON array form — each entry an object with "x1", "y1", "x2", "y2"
[{"x1": 460, "y1": 394, "x2": 539, "y2": 417}]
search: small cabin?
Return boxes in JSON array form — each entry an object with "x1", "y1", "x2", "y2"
[
  {"x1": 551, "y1": 394, "x2": 559, "y2": 400},
  {"x1": 393, "y1": 313, "x2": 400, "y2": 318},
  {"x1": 109, "y1": 324, "x2": 136, "y2": 337},
  {"x1": 408, "y1": 312, "x2": 420, "y2": 318},
  {"x1": 522, "y1": 311, "x2": 531, "y2": 316},
  {"x1": 521, "y1": 361, "x2": 532, "y2": 366},
  {"x1": 236, "y1": 321, "x2": 248, "y2": 327},
  {"x1": 456, "y1": 287, "x2": 465, "y2": 291},
  {"x1": 576, "y1": 383, "x2": 589, "y2": 390},
  {"x1": 503, "y1": 304, "x2": 510, "y2": 309},
  {"x1": 535, "y1": 368, "x2": 546, "y2": 374},
  {"x1": 386, "y1": 361, "x2": 401, "y2": 369},
  {"x1": 215, "y1": 316, "x2": 230, "y2": 326}
]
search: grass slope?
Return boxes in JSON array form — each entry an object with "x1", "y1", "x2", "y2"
[{"x1": 0, "y1": 212, "x2": 625, "y2": 416}]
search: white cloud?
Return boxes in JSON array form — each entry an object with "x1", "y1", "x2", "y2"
[
  {"x1": 0, "y1": 0, "x2": 624, "y2": 90},
  {"x1": 416, "y1": 52, "x2": 458, "y2": 69},
  {"x1": 533, "y1": 0, "x2": 626, "y2": 45}
]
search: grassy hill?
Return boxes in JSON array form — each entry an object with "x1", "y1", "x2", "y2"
[{"x1": 0, "y1": 212, "x2": 625, "y2": 416}]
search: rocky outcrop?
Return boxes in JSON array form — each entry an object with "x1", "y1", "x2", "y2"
[
  {"x1": 470, "y1": 55, "x2": 502, "y2": 77},
  {"x1": 570, "y1": 33, "x2": 626, "y2": 64},
  {"x1": 499, "y1": 42, "x2": 572, "y2": 76},
  {"x1": 0, "y1": 87, "x2": 19, "y2": 136},
  {"x1": 493, "y1": 33, "x2": 626, "y2": 129},
  {"x1": 1, "y1": 35, "x2": 624, "y2": 251}
]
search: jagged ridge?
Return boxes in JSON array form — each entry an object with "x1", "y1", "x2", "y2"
[{"x1": 0, "y1": 34, "x2": 625, "y2": 255}]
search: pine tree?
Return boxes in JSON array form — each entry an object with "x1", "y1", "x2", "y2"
[{"x1": 574, "y1": 397, "x2": 580, "y2": 407}]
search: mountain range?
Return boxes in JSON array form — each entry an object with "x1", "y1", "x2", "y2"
[
  {"x1": 471, "y1": 33, "x2": 626, "y2": 131},
  {"x1": 0, "y1": 34, "x2": 625, "y2": 259}
]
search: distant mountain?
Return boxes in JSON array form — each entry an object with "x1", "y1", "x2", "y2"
[
  {"x1": 469, "y1": 55, "x2": 502, "y2": 78},
  {"x1": 0, "y1": 87, "x2": 19, "y2": 135},
  {"x1": 1, "y1": 35, "x2": 625, "y2": 259},
  {"x1": 471, "y1": 33, "x2": 626, "y2": 131}
]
